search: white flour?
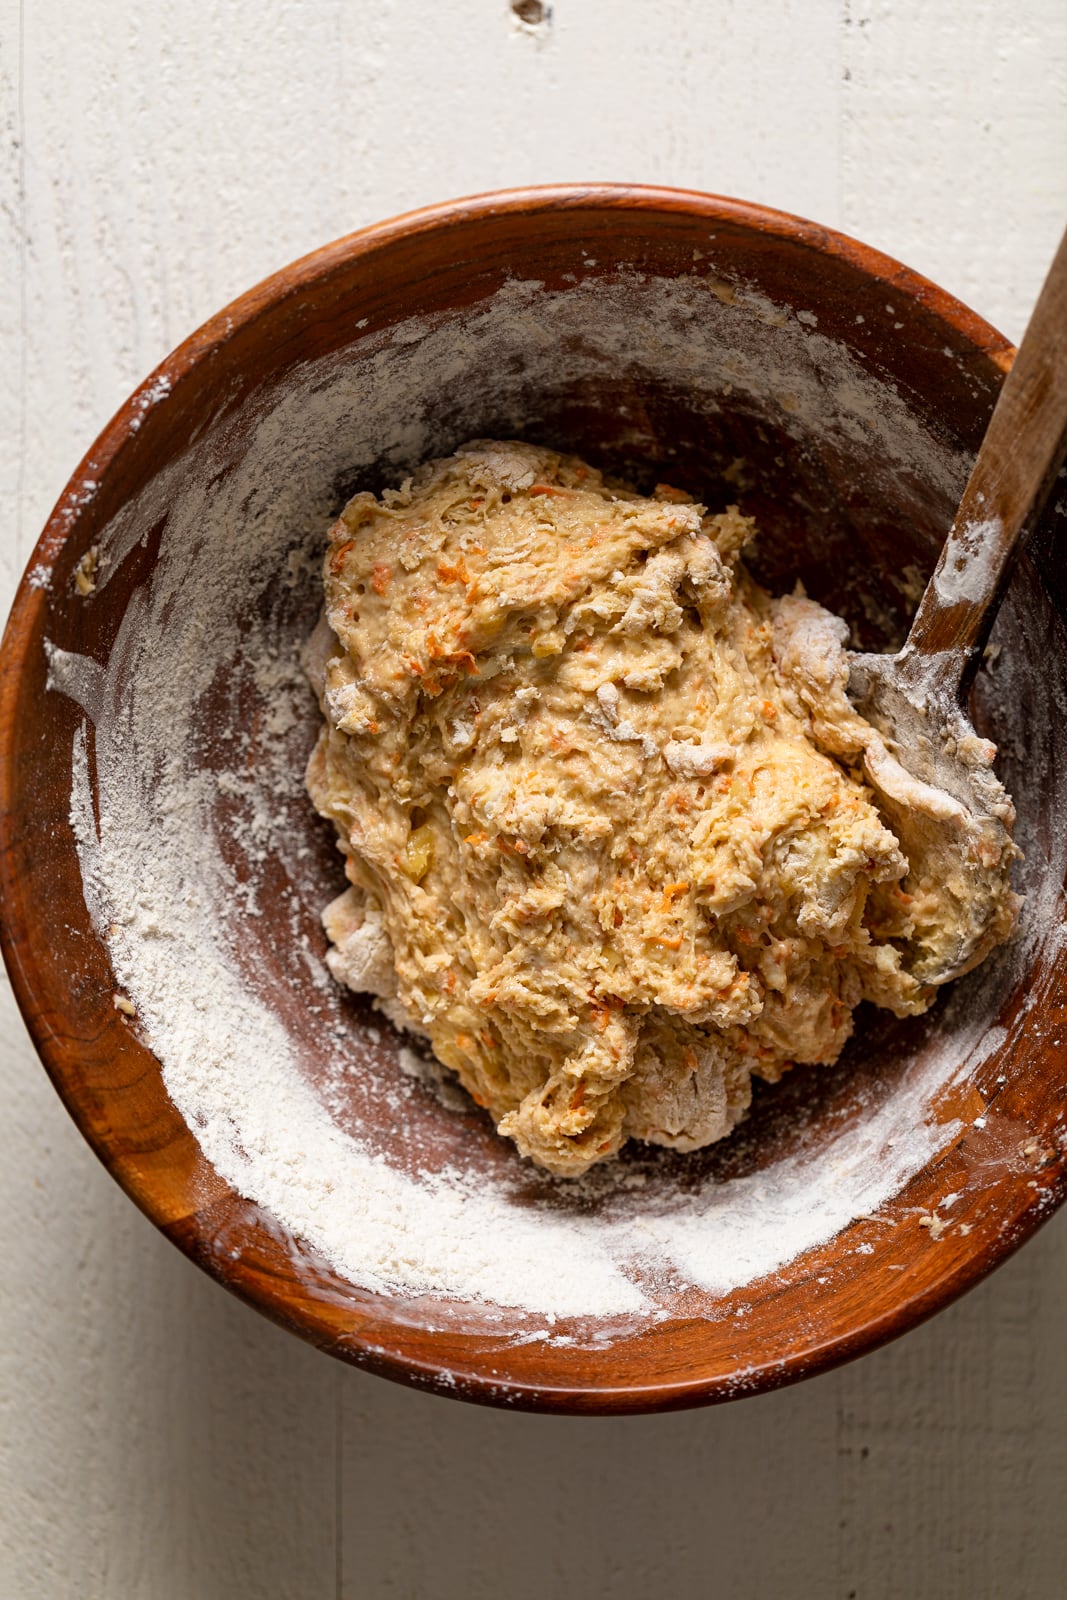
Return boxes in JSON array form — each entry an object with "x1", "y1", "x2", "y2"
[
  {"x1": 933, "y1": 516, "x2": 1004, "y2": 606},
  {"x1": 49, "y1": 270, "x2": 1057, "y2": 1327}
]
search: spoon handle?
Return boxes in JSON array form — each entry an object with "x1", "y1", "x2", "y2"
[{"x1": 904, "y1": 222, "x2": 1067, "y2": 698}]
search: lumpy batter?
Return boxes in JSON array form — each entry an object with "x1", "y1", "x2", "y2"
[{"x1": 305, "y1": 442, "x2": 1017, "y2": 1176}]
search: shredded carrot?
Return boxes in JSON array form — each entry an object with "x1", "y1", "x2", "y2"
[
  {"x1": 650, "y1": 934, "x2": 684, "y2": 950},
  {"x1": 761, "y1": 700, "x2": 777, "y2": 721},
  {"x1": 589, "y1": 1003, "x2": 611, "y2": 1033},
  {"x1": 683, "y1": 1047, "x2": 699, "y2": 1073},
  {"x1": 529, "y1": 483, "x2": 573, "y2": 497},
  {"x1": 661, "y1": 881, "x2": 689, "y2": 910},
  {"x1": 497, "y1": 836, "x2": 529, "y2": 856},
  {"x1": 328, "y1": 539, "x2": 354, "y2": 575},
  {"x1": 425, "y1": 639, "x2": 479, "y2": 677},
  {"x1": 371, "y1": 561, "x2": 392, "y2": 595},
  {"x1": 570, "y1": 1081, "x2": 587, "y2": 1110}
]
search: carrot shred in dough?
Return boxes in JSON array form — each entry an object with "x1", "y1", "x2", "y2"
[{"x1": 304, "y1": 441, "x2": 1017, "y2": 1177}]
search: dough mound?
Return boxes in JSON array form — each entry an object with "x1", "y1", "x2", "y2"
[{"x1": 305, "y1": 442, "x2": 1013, "y2": 1177}]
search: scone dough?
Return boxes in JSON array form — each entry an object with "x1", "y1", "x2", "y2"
[{"x1": 305, "y1": 442, "x2": 1016, "y2": 1177}]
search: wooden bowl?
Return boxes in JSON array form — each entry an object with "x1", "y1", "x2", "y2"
[{"x1": 3, "y1": 186, "x2": 1066, "y2": 1414}]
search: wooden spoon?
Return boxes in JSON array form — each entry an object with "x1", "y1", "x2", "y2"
[{"x1": 846, "y1": 224, "x2": 1067, "y2": 984}]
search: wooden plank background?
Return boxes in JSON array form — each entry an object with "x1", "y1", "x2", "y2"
[{"x1": 2, "y1": 3, "x2": 1066, "y2": 1594}]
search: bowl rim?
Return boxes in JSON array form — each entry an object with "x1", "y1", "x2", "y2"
[{"x1": 5, "y1": 181, "x2": 1049, "y2": 1416}]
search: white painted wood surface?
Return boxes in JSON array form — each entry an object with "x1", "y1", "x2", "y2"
[{"x1": 3, "y1": 3, "x2": 1067, "y2": 1594}]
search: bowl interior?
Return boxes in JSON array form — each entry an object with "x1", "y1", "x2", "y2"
[{"x1": 6, "y1": 190, "x2": 1067, "y2": 1411}]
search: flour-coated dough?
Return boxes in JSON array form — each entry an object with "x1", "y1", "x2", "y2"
[{"x1": 306, "y1": 443, "x2": 1017, "y2": 1176}]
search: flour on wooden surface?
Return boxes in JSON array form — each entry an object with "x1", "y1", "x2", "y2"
[
  {"x1": 933, "y1": 516, "x2": 1004, "y2": 607},
  {"x1": 52, "y1": 271, "x2": 1049, "y2": 1322}
]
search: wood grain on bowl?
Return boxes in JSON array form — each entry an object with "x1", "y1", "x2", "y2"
[{"x1": 2, "y1": 185, "x2": 1066, "y2": 1414}]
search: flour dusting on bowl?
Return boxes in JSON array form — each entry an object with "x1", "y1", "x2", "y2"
[{"x1": 47, "y1": 269, "x2": 1058, "y2": 1328}]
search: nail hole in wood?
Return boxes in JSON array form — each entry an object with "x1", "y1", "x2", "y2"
[{"x1": 512, "y1": 0, "x2": 548, "y2": 24}]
